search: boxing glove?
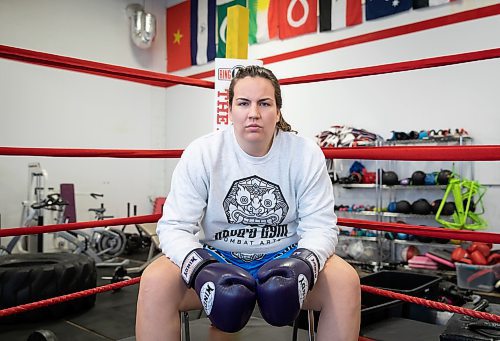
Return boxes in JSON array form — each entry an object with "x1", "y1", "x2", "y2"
[
  {"x1": 181, "y1": 249, "x2": 256, "y2": 333},
  {"x1": 256, "y1": 248, "x2": 319, "y2": 326}
]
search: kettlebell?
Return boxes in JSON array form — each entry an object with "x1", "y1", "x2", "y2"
[
  {"x1": 381, "y1": 170, "x2": 399, "y2": 186},
  {"x1": 395, "y1": 200, "x2": 412, "y2": 214},
  {"x1": 411, "y1": 170, "x2": 426, "y2": 186},
  {"x1": 437, "y1": 169, "x2": 452, "y2": 185},
  {"x1": 411, "y1": 199, "x2": 432, "y2": 215}
]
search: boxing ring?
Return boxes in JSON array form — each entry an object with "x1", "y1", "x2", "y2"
[{"x1": 1, "y1": 42, "x2": 500, "y2": 338}]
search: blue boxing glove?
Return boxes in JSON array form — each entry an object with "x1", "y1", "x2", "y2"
[
  {"x1": 181, "y1": 249, "x2": 256, "y2": 333},
  {"x1": 256, "y1": 248, "x2": 320, "y2": 326}
]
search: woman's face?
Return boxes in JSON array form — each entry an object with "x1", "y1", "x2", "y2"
[{"x1": 229, "y1": 76, "x2": 280, "y2": 157}]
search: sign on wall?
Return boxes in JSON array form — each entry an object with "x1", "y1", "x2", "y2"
[{"x1": 213, "y1": 58, "x2": 263, "y2": 131}]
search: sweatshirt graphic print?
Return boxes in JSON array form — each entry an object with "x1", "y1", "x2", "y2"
[{"x1": 157, "y1": 127, "x2": 338, "y2": 271}]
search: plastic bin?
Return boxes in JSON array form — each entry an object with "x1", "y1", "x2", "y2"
[
  {"x1": 292, "y1": 291, "x2": 402, "y2": 331},
  {"x1": 456, "y1": 262, "x2": 500, "y2": 292},
  {"x1": 360, "y1": 271, "x2": 442, "y2": 324},
  {"x1": 360, "y1": 271, "x2": 441, "y2": 296}
]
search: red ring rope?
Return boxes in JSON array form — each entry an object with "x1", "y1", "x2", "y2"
[
  {"x1": 1, "y1": 276, "x2": 498, "y2": 324},
  {"x1": 0, "y1": 215, "x2": 498, "y2": 244},
  {"x1": 0, "y1": 45, "x2": 214, "y2": 89},
  {"x1": 1, "y1": 145, "x2": 500, "y2": 161},
  {"x1": 280, "y1": 48, "x2": 500, "y2": 86},
  {"x1": 0, "y1": 277, "x2": 140, "y2": 317},
  {"x1": 362, "y1": 285, "x2": 500, "y2": 323}
]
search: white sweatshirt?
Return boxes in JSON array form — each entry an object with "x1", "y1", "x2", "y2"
[{"x1": 157, "y1": 126, "x2": 338, "y2": 271}]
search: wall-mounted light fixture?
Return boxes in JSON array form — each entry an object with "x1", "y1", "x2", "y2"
[{"x1": 126, "y1": 4, "x2": 156, "y2": 49}]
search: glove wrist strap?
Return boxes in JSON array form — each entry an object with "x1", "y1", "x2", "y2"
[
  {"x1": 181, "y1": 248, "x2": 217, "y2": 287},
  {"x1": 291, "y1": 248, "x2": 320, "y2": 289}
]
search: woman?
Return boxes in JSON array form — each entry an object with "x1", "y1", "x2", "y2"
[{"x1": 136, "y1": 65, "x2": 361, "y2": 340}]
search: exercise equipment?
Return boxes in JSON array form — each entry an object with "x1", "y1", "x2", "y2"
[
  {"x1": 411, "y1": 199, "x2": 432, "y2": 215},
  {"x1": 396, "y1": 200, "x2": 412, "y2": 214},
  {"x1": 435, "y1": 174, "x2": 488, "y2": 230},
  {"x1": 437, "y1": 169, "x2": 453, "y2": 185},
  {"x1": 27, "y1": 329, "x2": 58, "y2": 341},
  {"x1": 411, "y1": 170, "x2": 426, "y2": 185},
  {"x1": 381, "y1": 170, "x2": 399, "y2": 186},
  {"x1": 0, "y1": 253, "x2": 96, "y2": 323}
]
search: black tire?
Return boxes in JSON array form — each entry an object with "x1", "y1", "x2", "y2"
[{"x1": 0, "y1": 253, "x2": 97, "y2": 323}]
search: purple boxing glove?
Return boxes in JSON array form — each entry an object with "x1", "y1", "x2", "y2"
[
  {"x1": 256, "y1": 248, "x2": 320, "y2": 326},
  {"x1": 181, "y1": 249, "x2": 256, "y2": 333}
]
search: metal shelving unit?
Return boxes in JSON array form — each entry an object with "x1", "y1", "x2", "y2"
[{"x1": 329, "y1": 135, "x2": 473, "y2": 266}]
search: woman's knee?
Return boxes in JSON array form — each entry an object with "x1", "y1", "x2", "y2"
[
  {"x1": 139, "y1": 256, "x2": 201, "y2": 311},
  {"x1": 305, "y1": 255, "x2": 360, "y2": 309},
  {"x1": 329, "y1": 256, "x2": 360, "y2": 297},
  {"x1": 140, "y1": 256, "x2": 179, "y2": 299}
]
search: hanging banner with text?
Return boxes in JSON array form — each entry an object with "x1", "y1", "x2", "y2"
[{"x1": 214, "y1": 58, "x2": 263, "y2": 131}]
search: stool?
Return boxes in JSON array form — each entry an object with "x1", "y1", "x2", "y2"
[{"x1": 181, "y1": 309, "x2": 315, "y2": 341}]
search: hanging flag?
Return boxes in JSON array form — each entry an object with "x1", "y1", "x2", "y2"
[
  {"x1": 365, "y1": 0, "x2": 412, "y2": 21},
  {"x1": 191, "y1": 0, "x2": 216, "y2": 66},
  {"x1": 279, "y1": 0, "x2": 317, "y2": 40},
  {"x1": 226, "y1": 5, "x2": 249, "y2": 58},
  {"x1": 413, "y1": 0, "x2": 454, "y2": 9},
  {"x1": 248, "y1": 0, "x2": 279, "y2": 44},
  {"x1": 319, "y1": 0, "x2": 362, "y2": 32},
  {"x1": 217, "y1": 0, "x2": 246, "y2": 58},
  {"x1": 166, "y1": 1, "x2": 191, "y2": 72}
]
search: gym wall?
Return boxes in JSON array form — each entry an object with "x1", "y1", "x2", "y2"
[{"x1": 0, "y1": 0, "x2": 499, "y2": 239}]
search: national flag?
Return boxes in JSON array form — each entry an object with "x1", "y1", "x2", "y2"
[
  {"x1": 365, "y1": 0, "x2": 412, "y2": 21},
  {"x1": 226, "y1": 5, "x2": 249, "y2": 58},
  {"x1": 278, "y1": 0, "x2": 317, "y2": 40},
  {"x1": 191, "y1": 0, "x2": 216, "y2": 66},
  {"x1": 413, "y1": 0, "x2": 455, "y2": 9},
  {"x1": 217, "y1": 0, "x2": 246, "y2": 58},
  {"x1": 166, "y1": 1, "x2": 191, "y2": 72},
  {"x1": 319, "y1": 0, "x2": 362, "y2": 32},
  {"x1": 248, "y1": 0, "x2": 279, "y2": 44}
]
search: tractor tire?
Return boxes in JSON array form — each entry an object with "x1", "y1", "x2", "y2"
[{"x1": 0, "y1": 253, "x2": 97, "y2": 323}]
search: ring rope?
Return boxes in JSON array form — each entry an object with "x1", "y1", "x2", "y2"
[
  {"x1": 280, "y1": 48, "x2": 500, "y2": 86},
  {"x1": 0, "y1": 45, "x2": 214, "y2": 89},
  {"x1": 0, "y1": 277, "x2": 140, "y2": 318},
  {"x1": 1, "y1": 46, "x2": 498, "y2": 90},
  {"x1": 338, "y1": 218, "x2": 500, "y2": 244},
  {"x1": 0, "y1": 215, "x2": 160, "y2": 237},
  {"x1": 361, "y1": 285, "x2": 500, "y2": 323},
  {"x1": 1, "y1": 276, "x2": 498, "y2": 324},
  {"x1": 0, "y1": 215, "x2": 498, "y2": 244},
  {"x1": 1, "y1": 145, "x2": 500, "y2": 161},
  {"x1": 321, "y1": 145, "x2": 500, "y2": 161}
]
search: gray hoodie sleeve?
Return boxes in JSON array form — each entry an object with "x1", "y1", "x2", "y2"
[
  {"x1": 156, "y1": 142, "x2": 208, "y2": 267},
  {"x1": 295, "y1": 142, "x2": 338, "y2": 271}
]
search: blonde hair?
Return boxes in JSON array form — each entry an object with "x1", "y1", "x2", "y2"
[{"x1": 228, "y1": 65, "x2": 297, "y2": 133}]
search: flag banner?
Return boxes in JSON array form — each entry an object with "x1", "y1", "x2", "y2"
[
  {"x1": 166, "y1": 1, "x2": 191, "y2": 72},
  {"x1": 279, "y1": 0, "x2": 317, "y2": 40},
  {"x1": 226, "y1": 5, "x2": 249, "y2": 59},
  {"x1": 191, "y1": 0, "x2": 216, "y2": 66},
  {"x1": 214, "y1": 58, "x2": 263, "y2": 131},
  {"x1": 248, "y1": 0, "x2": 279, "y2": 44},
  {"x1": 319, "y1": 0, "x2": 362, "y2": 32},
  {"x1": 366, "y1": 0, "x2": 412, "y2": 21},
  {"x1": 217, "y1": 0, "x2": 246, "y2": 58},
  {"x1": 413, "y1": 0, "x2": 454, "y2": 9}
]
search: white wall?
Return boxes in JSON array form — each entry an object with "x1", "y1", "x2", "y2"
[
  {"x1": 0, "y1": 0, "x2": 499, "y2": 245},
  {"x1": 0, "y1": 0, "x2": 170, "y2": 234}
]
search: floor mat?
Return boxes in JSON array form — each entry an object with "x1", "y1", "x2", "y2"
[{"x1": 361, "y1": 317, "x2": 446, "y2": 341}]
